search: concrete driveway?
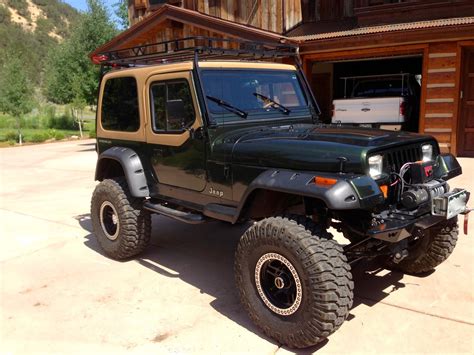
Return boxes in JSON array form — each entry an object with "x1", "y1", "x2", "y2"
[{"x1": 1, "y1": 140, "x2": 473, "y2": 354}]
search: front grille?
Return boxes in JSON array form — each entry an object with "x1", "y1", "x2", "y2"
[{"x1": 385, "y1": 145, "x2": 422, "y2": 172}]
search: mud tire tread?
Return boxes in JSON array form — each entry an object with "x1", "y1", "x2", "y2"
[
  {"x1": 91, "y1": 178, "x2": 151, "y2": 260},
  {"x1": 234, "y1": 217, "x2": 353, "y2": 349},
  {"x1": 392, "y1": 217, "x2": 458, "y2": 274}
]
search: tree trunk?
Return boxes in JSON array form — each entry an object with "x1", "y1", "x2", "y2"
[{"x1": 16, "y1": 117, "x2": 22, "y2": 145}]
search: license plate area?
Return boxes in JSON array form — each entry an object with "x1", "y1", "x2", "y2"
[{"x1": 432, "y1": 188, "x2": 469, "y2": 219}]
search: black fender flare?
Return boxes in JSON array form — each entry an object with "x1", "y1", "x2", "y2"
[
  {"x1": 235, "y1": 169, "x2": 384, "y2": 221},
  {"x1": 95, "y1": 147, "x2": 150, "y2": 198}
]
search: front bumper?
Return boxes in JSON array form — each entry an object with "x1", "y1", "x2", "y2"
[{"x1": 368, "y1": 189, "x2": 470, "y2": 242}]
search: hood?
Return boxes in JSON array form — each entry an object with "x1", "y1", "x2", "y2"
[{"x1": 213, "y1": 124, "x2": 434, "y2": 174}]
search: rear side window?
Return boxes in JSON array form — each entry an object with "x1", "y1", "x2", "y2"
[
  {"x1": 150, "y1": 80, "x2": 195, "y2": 132},
  {"x1": 101, "y1": 77, "x2": 140, "y2": 132}
]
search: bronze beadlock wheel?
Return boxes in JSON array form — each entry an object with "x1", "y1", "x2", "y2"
[
  {"x1": 254, "y1": 252, "x2": 303, "y2": 316},
  {"x1": 99, "y1": 201, "x2": 120, "y2": 241}
]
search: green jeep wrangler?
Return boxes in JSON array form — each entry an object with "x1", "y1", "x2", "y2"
[{"x1": 90, "y1": 37, "x2": 471, "y2": 348}]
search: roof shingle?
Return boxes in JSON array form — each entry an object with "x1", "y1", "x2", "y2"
[{"x1": 289, "y1": 16, "x2": 474, "y2": 42}]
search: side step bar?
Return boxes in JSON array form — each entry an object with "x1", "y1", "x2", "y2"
[{"x1": 143, "y1": 201, "x2": 207, "y2": 224}]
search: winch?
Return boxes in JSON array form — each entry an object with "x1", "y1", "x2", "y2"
[{"x1": 401, "y1": 179, "x2": 447, "y2": 210}]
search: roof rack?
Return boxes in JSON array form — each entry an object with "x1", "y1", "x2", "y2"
[
  {"x1": 91, "y1": 36, "x2": 320, "y2": 120},
  {"x1": 91, "y1": 36, "x2": 298, "y2": 67}
]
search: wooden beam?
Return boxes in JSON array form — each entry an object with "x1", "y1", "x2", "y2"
[
  {"x1": 302, "y1": 43, "x2": 427, "y2": 62},
  {"x1": 419, "y1": 46, "x2": 429, "y2": 135},
  {"x1": 299, "y1": 24, "x2": 474, "y2": 55}
]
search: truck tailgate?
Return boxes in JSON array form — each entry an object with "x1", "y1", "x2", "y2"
[{"x1": 332, "y1": 97, "x2": 404, "y2": 124}]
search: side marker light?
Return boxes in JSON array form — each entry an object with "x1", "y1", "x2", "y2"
[{"x1": 314, "y1": 176, "x2": 338, "y2": 186}]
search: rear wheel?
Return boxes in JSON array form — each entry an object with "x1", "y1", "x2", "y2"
[
  {"x1": 390, "y1": 217, "x2": 458, "y2": 274},
  {"x1": 235, "y1": 217, "x2": 353, "y2": 348},
  {"x1": 91, "y1": 178, "x2": 151, "y2": 260}
]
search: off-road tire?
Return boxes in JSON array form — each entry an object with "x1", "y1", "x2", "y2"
[
  {"x1": 91, "y1": 178, "x2": 151, "y2": 260},
  {"x1": 282, "y1": 213, "x2": 332, "y2": 239},
  {"x1": 234, "y1": 217, "x2": 353, "y2": 348},
  {"x1": 390, "y1": 217, "x2": 458, "y2": 274}
]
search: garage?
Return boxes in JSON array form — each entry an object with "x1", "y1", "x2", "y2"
[{"x1": 310, "y1": 55, "x2": 423, "y2": 132}]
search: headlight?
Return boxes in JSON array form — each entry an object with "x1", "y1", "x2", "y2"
[
  {"x1": 422, "y1": 144, "x2": 433, "y2": 162},
  {"x1": 368, "y1": 154, "x2": 383, "y2": 178}
]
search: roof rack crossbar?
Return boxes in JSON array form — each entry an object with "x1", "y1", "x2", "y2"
[{"x1": 92, "y1": 36, "x2": 297, "y2": 67}]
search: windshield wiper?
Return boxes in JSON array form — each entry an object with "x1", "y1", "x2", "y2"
[
  {"x1": 253, "y1": 92, "x2": 291, "y2": 115},
  {"x1": 206, "y1": 95, "x2": 248, "y2": 119}
]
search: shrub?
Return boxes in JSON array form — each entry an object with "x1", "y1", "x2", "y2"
[
  {"x1": 7, "y1": 0, "x2": 30, "y2": 18},
  {"x1": 29, "y1": 132, "x2": 49, "y2": 143},
  {"x1": 21, "y1": 116, "x2": 41, "y2": 129},
  {"x1": 48, "y1": 114, "x2": 76, "y2": 130},
  {"x1": 52, "y1": 130, "x2": 65, "y2": 140},
  {"x1": 0, "y1": 115, "x2": 16, "y2": 128},
  {"x1": 38, "y1": 105, "x2": 56, "y2": 128},
  {"x1": 4, "y1": 131, "x2": 18, "y2": 141},
  {"x1": 0, "y1": 4, "x2": 10, "y2": 24}
]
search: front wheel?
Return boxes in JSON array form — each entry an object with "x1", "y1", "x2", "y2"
[
  {"x1": 389, "y1": 217, "x2": 459, "y2": 274},
  {"x1": 234, "y1": 217, "x2": 353, "y2": 348}
]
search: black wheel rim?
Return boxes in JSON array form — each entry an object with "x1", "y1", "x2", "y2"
[
  {"x1": 99, "y1": 201, "x2": 120, "y2": 241},
  {"x1": 255, "y1": 253, "x2": 302, "y2": 316}
]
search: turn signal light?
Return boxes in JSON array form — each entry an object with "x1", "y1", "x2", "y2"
[
  {"x1": 314, "y1": 176, "x2": 338, "y2": 186},
  {"x1": 380, "y1": 185, "x2": 388, "y2": 198}
]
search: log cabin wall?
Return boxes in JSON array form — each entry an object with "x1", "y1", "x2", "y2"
[
  {"x1": 114, "y1": 20, "x2": 236, "y2": 51},
  {"x1": 422, "y1": 42, "x2": 459, "y2": 153},
  {"x1": 128, "y1": 0, "x2": 302, "y2": 33}
]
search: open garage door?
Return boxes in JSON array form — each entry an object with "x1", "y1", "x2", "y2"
[{"x1": 311, "y1": 55, "x2": 423, "y2": 132}]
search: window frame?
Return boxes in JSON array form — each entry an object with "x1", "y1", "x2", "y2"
[{"x1": 149, "y1": 78, "x2": 196, "y2": 135}]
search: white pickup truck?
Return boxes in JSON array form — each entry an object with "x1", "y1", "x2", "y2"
[{"x1": 332, "y1": 73, "x2": 420, "y2": 131}]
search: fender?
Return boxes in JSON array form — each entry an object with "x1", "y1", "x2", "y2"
[
  {"x1": 236, "y1": 169, "x2": 384, "y2": 216},
  {"x1": 435, "y1": 154, "x2": 462, "y2": 181},
  {"x1": 95, "y1": 147, "x2": 150, "y2": 198}
]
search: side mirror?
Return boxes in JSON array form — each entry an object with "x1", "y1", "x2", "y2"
[{"x1": 166, "y1": 99, "x2": 186, "y2": 127}]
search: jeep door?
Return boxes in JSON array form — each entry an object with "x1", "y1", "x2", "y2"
[{"x1": 145, "y1": 71, "x2": 206, "y2": 192}]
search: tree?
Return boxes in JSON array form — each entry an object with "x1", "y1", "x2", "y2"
[
  {"x1": 71, "y1": 74, "x2": 87, "y2": 138},
  {"x1": 114, "y1": 0, "x2": 129, "y2": 30},
  {"x1": 0, "y1": 56, "x2": 34, "y2": 144},
  {"x1": 44, "y1": 0, "x2": 117, "y2": 105}
]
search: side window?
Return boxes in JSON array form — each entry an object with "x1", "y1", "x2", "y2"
[
  {"x1": 150, "y1": 80, "x2": 195, "y2": 133},
  {"x1": 101, "y1": 77, "x2": 140, "y2": 132}
]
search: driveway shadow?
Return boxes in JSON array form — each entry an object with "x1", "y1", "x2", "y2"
[{"x1": 75, "y1": 213, "x2": 417, "y2": 352}]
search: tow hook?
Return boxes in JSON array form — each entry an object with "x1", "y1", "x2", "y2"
[
  {"x1": 461, "y1": 208, "x2": 473, "y2": 235},
  {"x1": 391, "y1": 240, "x2": 409, "y2": 264},
  {"x1": 392, "y1": 249, "x2": 409, "y2": 264}
]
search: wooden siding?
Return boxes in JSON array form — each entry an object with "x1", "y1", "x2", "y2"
[
  {"x1": 129, "y1": 0, "x2": 302, "y2": 32},
  {"x1": 354, "y1": 0, "x2": 474, "y2": 27},
  {"x1": 302, "y1": 42, "x2": 464, "y2": 154},
  {"x1": 422, "y1": 42, "x2": 459, "y2": 153},
  {"x1": 116, "y1": 20, "x2": 240, "y2": 52}
]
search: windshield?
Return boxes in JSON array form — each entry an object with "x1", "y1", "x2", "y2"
[{"x1": 201, "y1": 69, "x2": 308, "y2": 122}]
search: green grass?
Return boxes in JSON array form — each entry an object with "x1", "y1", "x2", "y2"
[
  {"x1": 0, "y1": 128, "x2": 91, "y2": 144},
  {"x1": 0, "y1": 104, "x2": 96, "y2": 145}
]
